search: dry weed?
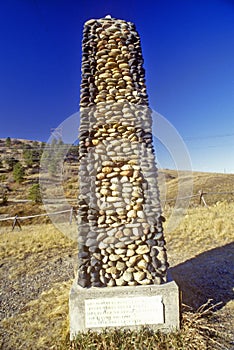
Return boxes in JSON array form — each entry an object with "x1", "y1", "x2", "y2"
[{"x1": 0, "y1": 202, "x2": 233, "y2": 349}]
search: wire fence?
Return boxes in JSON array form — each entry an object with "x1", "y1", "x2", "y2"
[
  {"x1": 0, "y1": 208, "x2": 76, "y2": 231},
  {"x1": 0, "y1": 190, "x2": 233, "y2": 230},
  {"x1": 162, "y1": 190, "x2": 234, "y2": 206}
]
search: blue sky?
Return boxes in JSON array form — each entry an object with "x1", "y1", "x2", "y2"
[{"x1": 0, "y1": 0, "x2": 234, "y2": 173}]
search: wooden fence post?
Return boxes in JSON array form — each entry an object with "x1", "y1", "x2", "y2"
[
  {"x1": 12, "y1": 215, "x2": 22, "y2": 231},
  {"x1": 69, "y1": 207, "x2": 73, "y2": 225},
  {"x1": 199, "y1": 190, "x2": 208, "y2": 207}
]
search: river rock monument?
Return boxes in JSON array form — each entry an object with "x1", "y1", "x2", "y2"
[{"x1": 70, "y1": 16, "x2": 180, "y2": 337}]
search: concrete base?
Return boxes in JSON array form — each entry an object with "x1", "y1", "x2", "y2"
[{"x1": 69, "y1": 280, "x2": 180, "y2": 339}]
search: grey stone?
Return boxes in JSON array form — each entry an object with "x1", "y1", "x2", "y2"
[{"x1": 86, "y1": 238, "x2": 97, "y2": 247}]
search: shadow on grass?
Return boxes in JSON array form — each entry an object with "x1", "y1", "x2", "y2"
[{"x1": 170, "y1": 242, "x2": 234, "y2": 310}]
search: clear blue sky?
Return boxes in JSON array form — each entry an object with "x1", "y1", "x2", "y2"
[{"x1": 0, "y1": 0, "x2": 234, "y2": 173}]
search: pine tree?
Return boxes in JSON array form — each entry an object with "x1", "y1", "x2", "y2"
[
  {"x1": 23, "y1": 148, "x2": 33, "y2": 167},
  {"x1": 5, "y1": 137, "x2": 11, "y2": 147},
  {"x1": 28, "y1": 183, "x2": 42, "y2": 203},
  {"x1": 13, "y1": 162, "x2": 25, "y2": 183}
]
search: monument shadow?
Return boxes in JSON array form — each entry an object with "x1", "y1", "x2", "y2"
[{"x1": 170, "y1": 242, "x2": 234, "y2": 310}]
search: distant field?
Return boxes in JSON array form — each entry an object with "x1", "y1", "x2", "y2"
[
  {"x1": 0, "y1": 201, "x2": 233, "y2": 349},
  {"x1": 1, "y1": 168, "x2": 234, "y2": 223}
]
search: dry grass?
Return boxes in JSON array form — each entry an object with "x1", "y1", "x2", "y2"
[
  {"x1": 67, "y1": 302, "x2": 232, "y2": 350},
  {"x1": 160, "y1": 170, "x2": 234, "y2": 206},
  {"x1": 1, "y1": 281, "x2": 71, "y2": 350},
  {"x1": 165, "y1": 201, "x2": 234, "y2": 262},
  {"x1": 1, "y1": 201, "x2": 233, "y2": 349},
  {"x1": 1, "y1": 295, "x2": 232, "y2": 350},
  {"x1": 0, "y1": 224, "x2": 77, "y2": 278},
  {"x1": 0, "y1": 224, "x2": 77, "y2": 350}
]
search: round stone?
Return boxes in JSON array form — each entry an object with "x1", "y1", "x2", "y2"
[
  {"x1": 133, "y1": 203, "x2": 142, "y2": 211},
  {"x1": 102, "y1": 161, "x2": 114, "y2": 166},
  {"x1": 114, "y1": 230, "x2": 123, "y2": 239},
  {"x1": 97, "y1": 232, "x2": 107, "y2": 241},
  {"x1": 106, "y1": 196, "x2": 122, "y2": 202},
  {"x1": 109, "y1": 254, "x2": 119, "y2": 261},
  {"x1": 132, "y1": 190, "x2": 142, "y2": 198},
  {"x1": 115, "y1": 276, "x2": 127, "y2": 286},
  {"x1": 132, "y1": 227, "x2": 139, "y2": 236},
  {"x1": 107, "y1": 278, "x2": 116, "y2": 286},
  {"x1": 110, "y1": 184, "x2": 121, "y2": 191},
  {"x1": 99, "y1": 72, "x2": 111, "y2": 79},
  {"x1": 139, "y1": 278, "x2": 151, "y2": 285},
  {"x1": 133, "y1": 271, "x2": 145, "y2": 282},
  {"x1": 123, "y1": 75, "x2": 132, "y2": 81},
  {"x1": 106, "y1": 61, "x2": 118, "y2": 69},
  {"x1": 127, "y1": 210, "x2": 137, "y2": 218},
  {"x1": 100, "y1": 188, "x2": 111, "y2": 196},
  {"x1": 127, "y1": 255, "x2": 141, "y2": 267},
  {"x1": 109, "y1": 48, "x2": 121, "y2": 56},
  {"x1": 115, "y1": 241, "x2": 127, "y2": 248},
  {"x1": 123, "y1": 228, "x2": 131, "y2": 236},
  {"x1": 116, "y1": 261, "x2": 126, "y2": 271},
  {"x1": 154, "y1": 277, "x2": 162, "y2": 285},
  {"x1": 86, "y1": 238, "x2": 97, "y2": 247},
  {"x1": 107, "y1": 172, "x2": 119, "y2": 178},
  {"x1": 137, "y1": 210, "x2": 145, "y2": 219},
  {"x1": 128, "y1": 281, "x2": 138, "y2": 286},
  {"x1": 103, "y1": 236, "x2": 117, "y2": 244},
  {"x1": 136, "y1": 245, "x2": 150, "y2": 255},
  {"x1": 97, "y1": 215, "x2": 106, "y2": 225},
  {"x1": 143, "y1": 254, "x2": 150, "y2": 263},
  {"x1": 98, "y1": 241, "x2": 108, "y2": 249},
  {"x1": 113, "y1": 201, "x2": 126, "y2": 208},
  {"x1": 122, "y1": 270, "x2": 133, "y2": 282},
  {"x1": 106, "y1": 266, "x2": 118, "y2": 275},
  {"x1": 119, "y1": 62, "x2": 129, "y2": 69},
  {"x1": 92, "y1": 139, "x2": 99, "y2": 145},
  {"x1": 102, "y1": 166, "x2": 112, "y2": 174},
  {"x1": 121, "y1": 164, "x2": 132, "y2": 171},
  {"x1": 137, "y1": 259, "x2": 148, "y2": 270},
  {"x1": 115, "y1": 248, "x2": 126, "y2": 255},
  {"x1": 97, "y1": 173, "x2": 106, "y2": 180},
  {"x1": 110, "y1": 177, "x2": 119, "y2": 183},
  {"x1": 126, "y1": 249, "x2": 135, "y2": 257},
  {"x1": 120, "y1": 169, "x2": 133, "y2": 177}
]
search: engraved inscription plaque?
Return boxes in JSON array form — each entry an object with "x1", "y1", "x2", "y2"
[{"x1": 85, "y1": 296, "x2": 164, "y2": 328}]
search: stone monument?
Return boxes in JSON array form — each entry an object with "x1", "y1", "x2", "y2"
[{"x1": 69, "y1": 16, "x2": 180, "y2": 338}]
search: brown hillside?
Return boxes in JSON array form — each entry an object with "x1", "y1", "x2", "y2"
[{"x1": 0, "y1": 138, "x2": 233, "y2": 225}]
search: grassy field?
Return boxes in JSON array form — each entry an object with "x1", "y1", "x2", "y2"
[{"x1": 0, "y1": 200, "x2": 233, "y2": 349}]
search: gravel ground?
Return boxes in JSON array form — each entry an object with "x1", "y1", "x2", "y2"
[
  {"x1": 0, "y1": 255, "x2": 76, "y2": 321},
  {"x1": 0, "y1": 239, "x2": 233, "y2": 349},
  {"x1": 0, "y1": 249, "x2": 77, "y2": 349}
]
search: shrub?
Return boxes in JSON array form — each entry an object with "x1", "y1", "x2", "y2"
[
  {"x1": 5, "y1": 157, "x2": 18, "y2": 171},
  {"x1": 0, "y1": 190, "x2": 8, "y2": 205},
  {"x1": 23, "y1": 148, "x2": 33, "y2": 167},
  {"x1": 28, "y1": 184, "x2": 42, "y2": 203},
  {"x1": 5, "y1": 137, "x2": 11, "y2": 147},
  {"x1": 13, "y1": 162, "x2": 25, "y2": 183},
  {"x1": 0, "y1": 174, "x2": 6, "y2": 182}
]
